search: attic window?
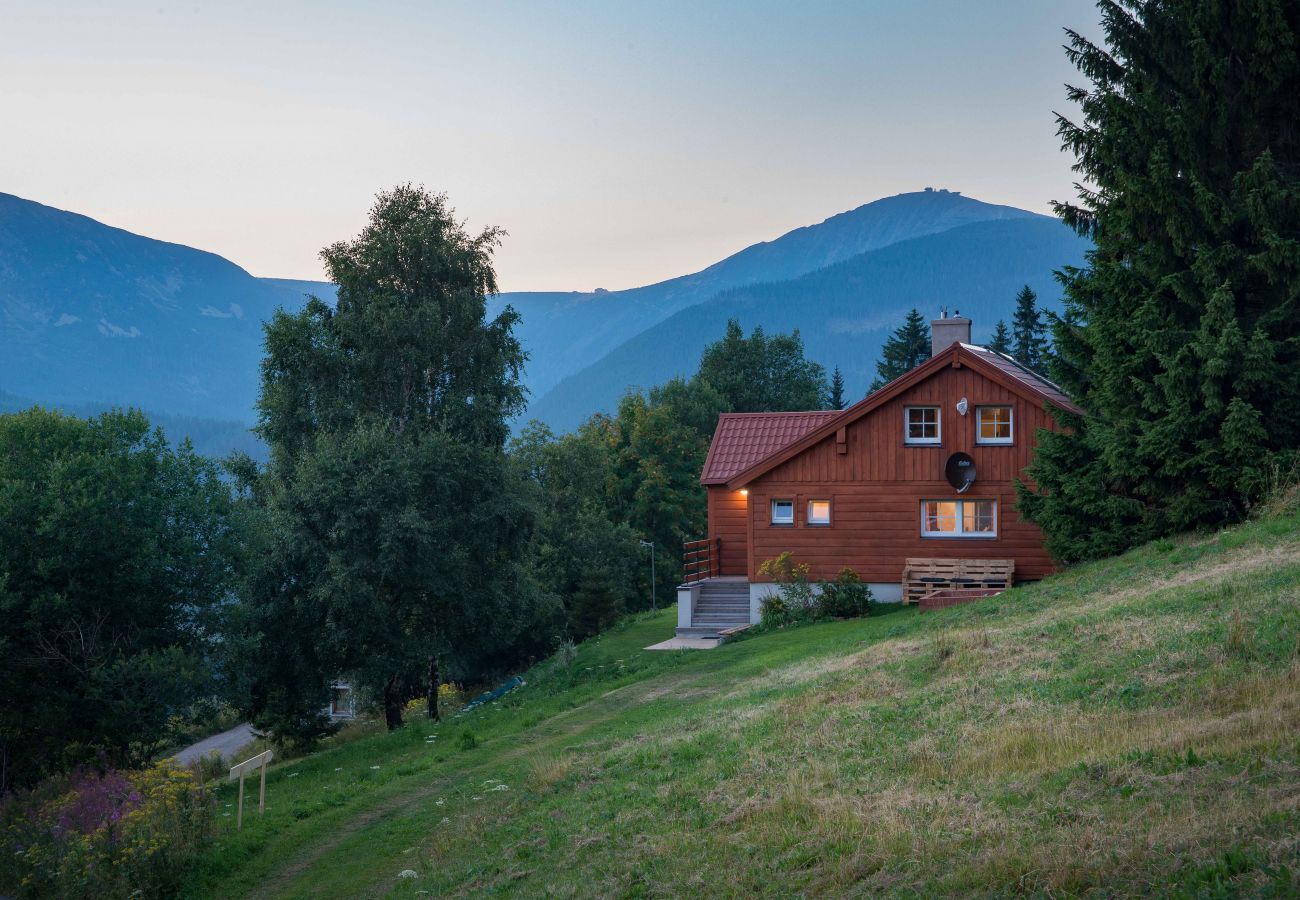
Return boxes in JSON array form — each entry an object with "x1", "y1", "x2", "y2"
[
  {"x1": 905, "y1": 406, "x2": 940, "y2": 444},
  {"x1": 770, "y1": 499, "x2": 794, "y2": 526},
  {"x1": 976, "y1": 406, "x2": 1013, "y2": 444},
  {"x1": 807, "y1": 499, "x2": 831, "y2": 526}
]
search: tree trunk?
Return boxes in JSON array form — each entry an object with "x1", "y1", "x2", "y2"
[
  {"x1": 426, "y1": 655, "x2": 441, "y2": 721},
  {"x1": 383, "y1": 673, "x2": 405, "y2": 731}
]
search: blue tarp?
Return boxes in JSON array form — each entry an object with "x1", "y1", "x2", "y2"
[{"x1": 459, "y1": 675, "x2": 525, "y2": 713}]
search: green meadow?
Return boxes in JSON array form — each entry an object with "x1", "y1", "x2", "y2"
[{"x1": 187, "y1": 504, "x2": 1300, "y2": 898}]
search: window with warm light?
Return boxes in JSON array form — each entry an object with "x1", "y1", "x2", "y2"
[
  {"x1": 771, "y1": 499, "x2": 794, "y2": 525},
  {"x1": 976, "y1": 405, "x2": 1013, "y2": 444},
  {"x1": 921, "y1": 499, "x2": 997, "y2": 538},
  {"x1": 807, "y1": 499, "x2": 831, "y2": 525},
  {"x1": 904, "y1": 406, "x2": 940, "y2": 444}
]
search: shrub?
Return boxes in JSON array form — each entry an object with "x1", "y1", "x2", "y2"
[
  {"x1": 757, "y1": 552, "x2": 817, "y2": 623},
  {"x1": 0, "y1": 760, "x2": 213, "y2": 897},
  {"x1": 758, "y1": 593, "x2": 794, "y2": 628},
  {"x1": 819, "y1": 568, "x2": 874, "y2": 619}
]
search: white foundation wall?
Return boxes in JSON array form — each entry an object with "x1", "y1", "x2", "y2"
[{"x1": 748, "y1": 581, "x2": 902, "y2": 622}]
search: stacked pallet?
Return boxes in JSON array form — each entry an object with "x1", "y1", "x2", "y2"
[{"x1": 902, "y1": 557, "x2": 1014, "y2": 605}]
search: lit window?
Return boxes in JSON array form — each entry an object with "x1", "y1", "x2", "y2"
[
  {"x1": 771, "y1": 499, "x2": 794, "y2": 525},
  {"x1": 921, "y1": 499, "x2": 997, "y2": 538},
  {"x1": 977, "y1": 406, "x2": 1013, "y2": 444},
  {"x1": 807, "y1": 499, "x2": 831, "y2": 525},
  {"x1": 905, "y1": 406, "x2": 940, "y2": 444}
]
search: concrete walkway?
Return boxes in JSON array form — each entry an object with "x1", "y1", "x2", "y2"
[
  {"x1": 644, "y1": 636, "x2": 724, "y2": 650},
  {"x1": 173, "y1": 722, "x2": 256, "y2": 766}
]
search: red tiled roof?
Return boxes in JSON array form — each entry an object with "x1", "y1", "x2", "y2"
[{"x1": 701, "y1": 411, "x2": 841, "y2": 485}]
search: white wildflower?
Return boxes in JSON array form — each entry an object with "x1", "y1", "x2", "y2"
[
  {"x1": 370, "y1": 765, "x2": 380, "y2": 770},
  {"x1": 397, "y1": 869, "x2": 418, "y2": 879}
]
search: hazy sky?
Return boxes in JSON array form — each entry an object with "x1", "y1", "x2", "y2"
[{"x1": 2, "y1": 1, "x2": 1101, "y2": 292}]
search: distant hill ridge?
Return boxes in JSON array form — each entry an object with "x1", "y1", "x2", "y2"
[
  {"x1": 0, "y1": 188, "x2": 1084, "y2": 450},
  {"x1": 490, "y1": 189, "x2": 1043, "y2": 400},
  {"x1": 527, "y1": 216, "x2": 1090, "y2": 429}
]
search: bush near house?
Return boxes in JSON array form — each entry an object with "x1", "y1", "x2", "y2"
[
  {"x1": 757, "y1": 554, "x2": 873, "y2": 628},
  {"x1": 0, "y1": 761, "x2": 214, "y2": 898}
]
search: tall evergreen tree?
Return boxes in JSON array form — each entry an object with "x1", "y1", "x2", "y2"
[
  {"x1": 695, "y1": 319, "x2": 827, "y2": 412},
  {"x1": 988, "y1": 319, "x2": 1012, "y2": 355},
  {"x1": 870, "y1": 308, "x2": 930, "y2": 391},
  {"x1": 829, "y1": 367, "x2": 846, "y2": 410},
  {"x1": 1010, "y1": 285, "x2": 1048, "y2": 369},
  {"x1": 242, "y1": 186, "x2": 559, "y2": 735},
  {"x1": 1019, "y1": 0, "x2": 1300, "y2": 562}
]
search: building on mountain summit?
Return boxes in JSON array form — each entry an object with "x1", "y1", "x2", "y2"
[{"x1": 678, "y1": 311, "x2": 1081, "y2": 638}]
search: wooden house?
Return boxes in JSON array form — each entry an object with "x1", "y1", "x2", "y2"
[{"x1": 677, "y1": 313, "x2": 1081, "y2": 637}]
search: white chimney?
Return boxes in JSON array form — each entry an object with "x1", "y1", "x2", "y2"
[{"x1": 931, "y1": 308, "x2": 971, "y2": 356}]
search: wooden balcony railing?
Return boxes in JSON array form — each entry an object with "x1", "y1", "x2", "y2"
[{"x1": 682, "y1": 537, "x2": 721, "y2": 584}]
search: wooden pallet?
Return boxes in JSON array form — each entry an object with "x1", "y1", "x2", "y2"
[
  {"x1": 918, "y1": 587, "x2": 1004, "y2": 613},
  {"x1": 902, "y1": 557, "x2": 1015, "y2": 604}
]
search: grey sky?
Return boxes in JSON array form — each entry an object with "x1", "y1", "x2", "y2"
[{"x1": 1, "y1": 1, "x2": 1100, "y2": 291}]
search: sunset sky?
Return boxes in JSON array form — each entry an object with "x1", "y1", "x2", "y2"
[{"x1": 2, "y1": 0, "x2": 1100, "y2": 292}]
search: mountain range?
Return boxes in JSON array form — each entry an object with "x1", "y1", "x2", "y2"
[{"x1": 0, "y1": 188, "x2": 1089, "y2": 451}]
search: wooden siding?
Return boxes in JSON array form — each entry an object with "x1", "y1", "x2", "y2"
[
  {"x1": 740, "y1": 363, "x2": 1058, "y2": 583},
  {"x1": 707, "y1": 486, "x2": 749, "y2": 576}
]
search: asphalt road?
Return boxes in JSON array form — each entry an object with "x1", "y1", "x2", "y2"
[{"x1": 174, "y1": 722, "x2": 256, "y2": 766}]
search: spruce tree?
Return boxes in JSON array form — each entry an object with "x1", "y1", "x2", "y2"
[
  {"x1": 870, "y1": 309, "x2": 930, "y2": 391},
  {"x1": 829, "y1": 367, "x2": 846, "y2": 410},
  {"x1": 988, "y1": 319, "x2": 1012, "y2": 355},
  {"x1": 1010, "y1": 285, "x2": 1048, "y2": 370},
  {"x1": 1019, "y1": 0, "x2": 1300, "y2": 562}
]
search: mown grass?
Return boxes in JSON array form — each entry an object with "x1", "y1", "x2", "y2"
[{"x1": 186, "y1": 510, "x2": 1300, "y2": 898}]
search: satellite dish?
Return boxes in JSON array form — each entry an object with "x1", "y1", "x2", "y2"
[{"x1": 945, "y1": 452, "x2": 976, "y2": 493}]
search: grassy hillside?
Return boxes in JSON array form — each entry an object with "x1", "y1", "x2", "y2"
[{"x1": 187, "y1": 505, "x2": 1300, "y2": 897}]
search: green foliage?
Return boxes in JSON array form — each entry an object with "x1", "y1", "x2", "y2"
[
  {"x1": 818, "y1": 567, "x2": 874, "y2": 619},
  {"x1": 756, "y1": 553, "x2": 817, "y2": 626},
  {"x1": 1022, "y1": 0, "x2": 1300, "y2": 561},
  {"x1": 510, "y1": 421, "x2": 647, "y2": 630},
  {"x1": 0, "y1": 761, "x2": 214, "y2": 897},
  {"x1": 237, "y1": 186, "x2": 559, "y2": 740},
  {"x1": 988, "y1": 319, "x2": 1012, "y2": 355},
  {"x1": 1010, "y1": 285, "x2": 1048, "y2": 370},
  {"x1": 568, "y1": 572, "x2": 626, "y2": 642},
  {"x1": 695, "y1": 319, "x2": 829, "y2": 413},
  {"x1": 0, "y1": 407, "x2": 237, "y2": 790},
  {"x1": 870, "y1": 308, "x2": 930, "y2": 391},
  {"x1": 756, "y1": 559, "x2": 872, "y2": 627},
  {"x1": 828, "y1": 366, "x2": 846, "y2": 410}
]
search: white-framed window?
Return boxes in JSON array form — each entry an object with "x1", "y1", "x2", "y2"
[
  {"x1": 807, "y1": 499, "x2": 831, "y2": 526},
  {"x1": 771, "y1": 498, "x2": 795, "y2": 525},
  {"x1": 921, "y1": 499, "x2": 998, "y2": 538},
  {"x1": 976, "y1": 405, "x2": 1014, "y2": 444},
  {"x1": 905, "y1": 406, "x2": 941, "y2": 444}
]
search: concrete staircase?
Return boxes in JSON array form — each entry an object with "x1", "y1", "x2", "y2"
[{"x1": 676, "y1": 578, "x2": 751, "y2": 639}]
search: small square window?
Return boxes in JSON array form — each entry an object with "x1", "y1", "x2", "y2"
[
  {"x1": 807, "y1": 499, "x2": 831, "y2": 525},
  {"x1": 977, "y1": 406, "x2": 1013, "y2": 444},
  {"x1": 905, "y1": 406, "x2": 940, "y2": 444},
  {"x1": 771, "y1": 499, "x2": 794, "y2": 525}
]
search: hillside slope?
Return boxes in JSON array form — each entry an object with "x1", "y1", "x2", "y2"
[
  {"x1": 188, "y1": 504, "x2": 1300, "y2": 897},
  {"x1": 530, "y1": 217, "x2": 1090, "y2": 430}
]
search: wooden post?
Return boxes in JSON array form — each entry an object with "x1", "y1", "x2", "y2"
[
  {"x1": 228, "y1": 749, "x2": 274, "y2": 832},
  {"x1": 258, "y1": 756, "x2": 268, "y2": 817}
]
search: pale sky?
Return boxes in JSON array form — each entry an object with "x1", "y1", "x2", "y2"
[{"x1": 1, "y1": 1, "x2": 1100, "y2": 292}]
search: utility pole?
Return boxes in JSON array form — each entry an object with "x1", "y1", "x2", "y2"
[{"x1": 638, "y1": 540, "x2": 656, "y2": 610}]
